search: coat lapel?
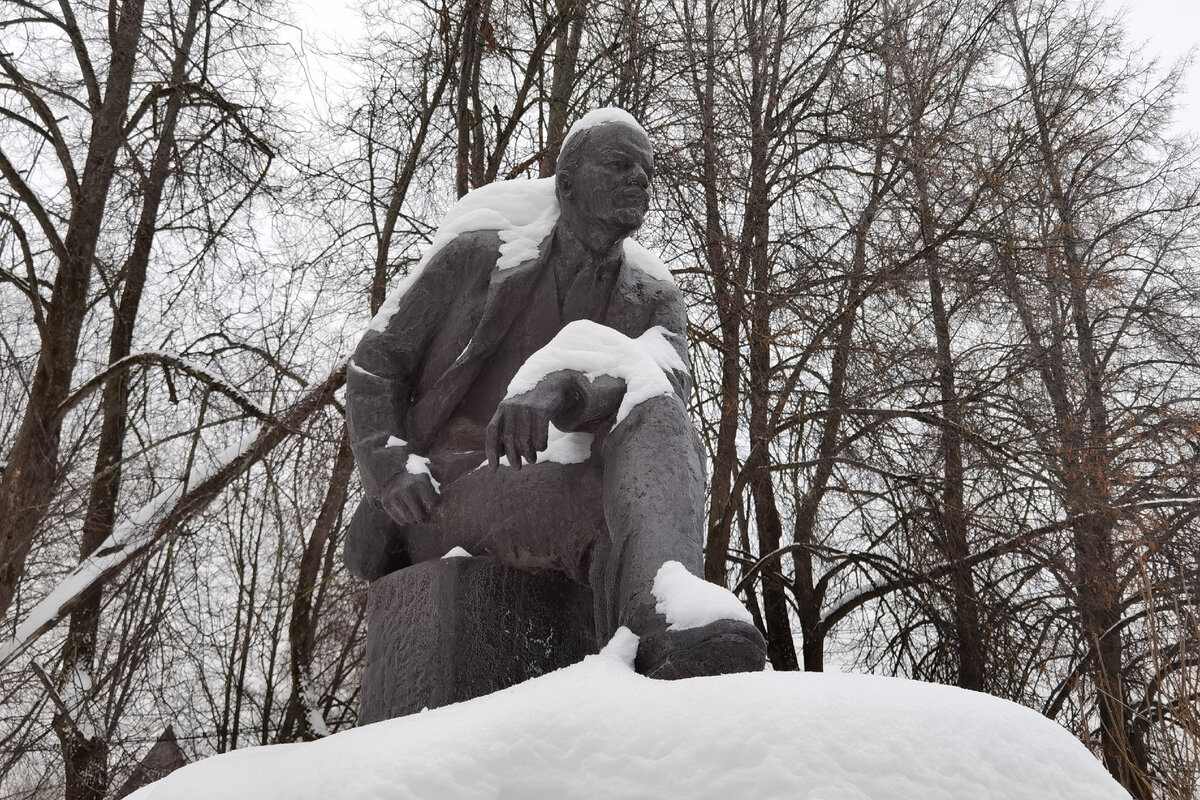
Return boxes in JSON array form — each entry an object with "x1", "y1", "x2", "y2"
[
  {"x1": 601, "y1": 257, "x2": 649, "y2": 337},
  {"x1": 406, "y1": 243, "x2": 549, "y2": 449}
]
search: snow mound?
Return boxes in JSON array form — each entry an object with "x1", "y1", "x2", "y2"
[{"x1": 130, "y1": 631, "x2": 1129, "y2": 800}]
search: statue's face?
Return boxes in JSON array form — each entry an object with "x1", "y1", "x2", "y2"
[{"x1": 563, "y1": 124, "x2": 655, "y2": 238}]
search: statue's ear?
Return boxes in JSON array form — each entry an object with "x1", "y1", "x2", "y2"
[{"x1": 557, "y1": 169, "x2": 573, "y2": 197}]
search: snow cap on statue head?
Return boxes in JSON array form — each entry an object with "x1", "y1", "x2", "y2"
[
  {"x1": 556, "y1": 108, "x2": 651, "y2": 188},
  {"x1": 561, "y1": 108, "x2": 648, "y2": 152}
]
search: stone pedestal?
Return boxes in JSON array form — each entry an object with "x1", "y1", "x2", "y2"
[{"x1": 358, "y1": 556, "x2": 596, "y2": 724}]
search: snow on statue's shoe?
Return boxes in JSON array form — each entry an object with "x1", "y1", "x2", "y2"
[
  {"x1": 635, "y1": 617, "x2": 767, "y2": 680},
  {"x1": 631, "y1": 560, "x2": 767, "y2": 679}
]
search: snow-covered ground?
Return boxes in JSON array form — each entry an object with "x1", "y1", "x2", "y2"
[{"x1": 129, "y1": 629, "x2": 1129, "y2": 799}]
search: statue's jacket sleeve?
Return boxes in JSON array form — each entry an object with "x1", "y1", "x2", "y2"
[{"x1": 346, "y1": 231, "x2": 499, "y2": 501}]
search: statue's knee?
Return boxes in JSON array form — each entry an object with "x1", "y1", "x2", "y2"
[
  {"x1": 344, "y1": 500, "x2": 410, "y2": 581},
  {"x1": 613, "y1": 392, "x2": 688, "y2": 430},
  {"x1": 605, "y1": 393, "x2": 703, "y2": 474}
]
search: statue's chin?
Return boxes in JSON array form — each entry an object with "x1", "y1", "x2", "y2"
[
  {"x1": 611, "y1": 207, "x2": 646, "y2": 233},
  {"x1": 563, "y1": 200, "x2": 646, "y2": 244}
]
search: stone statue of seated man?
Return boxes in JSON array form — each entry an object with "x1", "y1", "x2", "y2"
[{"x1": 344, "y1": 108, "x2": 766, "y2": 679}]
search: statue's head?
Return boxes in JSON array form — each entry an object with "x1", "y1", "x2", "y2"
[{"x1": 556, "y1": 109, "x2": 654, "y2": 246}]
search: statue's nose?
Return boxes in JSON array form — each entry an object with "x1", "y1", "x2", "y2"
[{"x1": 629, "y1": 167, "x2": 649, "y2": 188}]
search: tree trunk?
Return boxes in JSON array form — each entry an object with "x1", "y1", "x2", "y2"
[
  {"x1": 686, "y1": 0, "x2": 742, "y2": 587},
  {"x1": 455, "y1": 0, "x2": 484, "y2": 197},
  {"x1": 540, "y1": 0, "x2": 585, "y2": 176},
  {"x1": 52, "y1": 6, "x2": 204, "y2": 795},
  {"x1": 0, "y1": 0, "x2": 148, "y2": 620},
  {"x1": 912, "y1": 161, "x2": 985, "y2": 691},
  {"x1": 742, "y1": 14, "x2": 796, "y2": 669},
  {"x1": 283, "y1": 433, "x2": 354, "y2": 741},
  {"x1": 1006, "y1": 7, "x2": 1151, "y2": 788}
]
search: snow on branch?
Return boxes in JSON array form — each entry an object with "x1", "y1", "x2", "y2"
[{"x1": 0, "y1": 361, "x2": 347, "y2": 671}]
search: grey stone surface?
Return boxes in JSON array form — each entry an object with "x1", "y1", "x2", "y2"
[{"x1": 358, "y1": 556, "x2": 594, "y2": 724}]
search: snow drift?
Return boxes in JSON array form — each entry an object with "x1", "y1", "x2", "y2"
[{"x1": 129, "y1": 629, "x2": 1129, "y2": 800}]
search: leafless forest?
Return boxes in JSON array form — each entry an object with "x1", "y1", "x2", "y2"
[{"x1": 2, "y1": 0, "x2": 1200, "y2": 796}]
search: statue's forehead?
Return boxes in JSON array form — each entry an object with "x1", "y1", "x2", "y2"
[{"x1": 583, "y1": 124, "x2": 654, "y2": 158}]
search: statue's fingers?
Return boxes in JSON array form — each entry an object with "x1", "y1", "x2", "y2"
[
  {"x1": 504, "y1": 427, "x2": 522, "y2": 469},
  {"x1": 385, "y1": 483, "x2": 415, "y2": 525},
  {"x1": 406, "y1": 486, "x2": 426, "y2": 521},
  {"x1": 381, "y1": 494, "x2": 406, "y2": 525},
  {"x1": 518, "y1": 417, "x2": 535, "y2": 464},
  {"x1": 486, "y1": 414, "x2": 503, "y2": 469},
  {"x1": 399, "y1": 492, "x2": 422, "y2": 525},
  {"x1": 533, "y1": 412, "x2": 549, "y2": 456},
  {"x1": 385, "y1": 498, "x2": 407, "y2": 525},
  {"x1": 414, "y1": 482, "x2": 437, "y2": 520},
  {"x1": 514, "y1": 408, "x2": 534, "y2": 465}
]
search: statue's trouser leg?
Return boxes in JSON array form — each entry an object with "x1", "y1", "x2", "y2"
[
  {"x1": 594, "y1": 393, "x2": 706, "y2": 641},
  {"x1": 596, "y1": 394, "x2": 765, "y2": 678},
  {"x1": 427, "y1": 458, "x2": 606, "y2": 585}
]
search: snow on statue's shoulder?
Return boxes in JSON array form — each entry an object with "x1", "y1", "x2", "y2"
[
  {"x1": 369, "y1": 177, "x2": 558, "y2": 332},
  {"x1": 369, "y1": 168, "x2": 673, "y2": 333},
  {"x1": 129, "y1": 631, "x2": 1132, "y2": 800},
  {"x1": 622, "y1": 238, "x2": 674, "y2": 284}
]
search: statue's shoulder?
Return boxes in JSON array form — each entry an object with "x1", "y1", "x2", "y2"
[
  {"x1": 622, "y1": 239, "x2": 677, "y2": 294},
  {"x1": 368, "y1": 229, "x2": 504, "y2": 334},
  {"x1": 614, "y1": 241, "x2": 685, "y2": 334},
  {"x1": 424, "y1": 228, "x2": 506, "y2": 275},
  {"x1": 621, "y1": 240, "x2": 681, "y2": 313},
  {"x1": 407, "y1": 229, "x2": 511, "y2": 304}
]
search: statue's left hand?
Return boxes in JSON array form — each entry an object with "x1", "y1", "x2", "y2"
[
  {"x1": 486, "y1": 371, "x2": 579, "y2": 469},
  {"x1": 380, "y1": 471, "x2": 441, "y2": 525}
]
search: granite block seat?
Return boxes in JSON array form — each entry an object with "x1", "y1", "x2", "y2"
[{"x1": 358, "y1": 555, "x2": 595, "y2": 723}]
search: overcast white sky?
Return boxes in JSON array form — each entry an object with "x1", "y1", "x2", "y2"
[{"x1": 1109, "y1": 0, "x2": 1200, "y2": 135}]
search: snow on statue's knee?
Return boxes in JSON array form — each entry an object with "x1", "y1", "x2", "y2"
[{"x1": 504, "y1": 320, "x2": 681, "y2": 425}]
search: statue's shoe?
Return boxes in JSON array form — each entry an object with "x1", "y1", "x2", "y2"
[{"x1": 634, "y1": 618, "x2": 767, "y2": 680}]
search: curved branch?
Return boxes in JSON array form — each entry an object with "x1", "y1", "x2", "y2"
[
  {"x1": 0, "y1": 50, "x2": 81, "y2": 195},
  {"x1": 0, "y1": 362, "x2": 347, "y2": 672},
  {"x1": 54, "y1": 351, "x2": 274, "y2": 426},
  {"x1": 0, "y1": 211, "x2": 47, "y2": 332},
  {"x1": 0, "y1": 146, "x2": 67, "y2": 261}
]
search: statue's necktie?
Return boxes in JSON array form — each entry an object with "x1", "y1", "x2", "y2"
[{"x1": 562, "y1": 254, "x2": 620, "y2": 324}]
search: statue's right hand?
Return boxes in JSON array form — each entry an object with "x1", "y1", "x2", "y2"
[
  {"x1": 486, "y1": 371, "x2": 578, "y2": 469},
  {"x1": 380, "y1": 471, "x2": 440, "y2": 525}
]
